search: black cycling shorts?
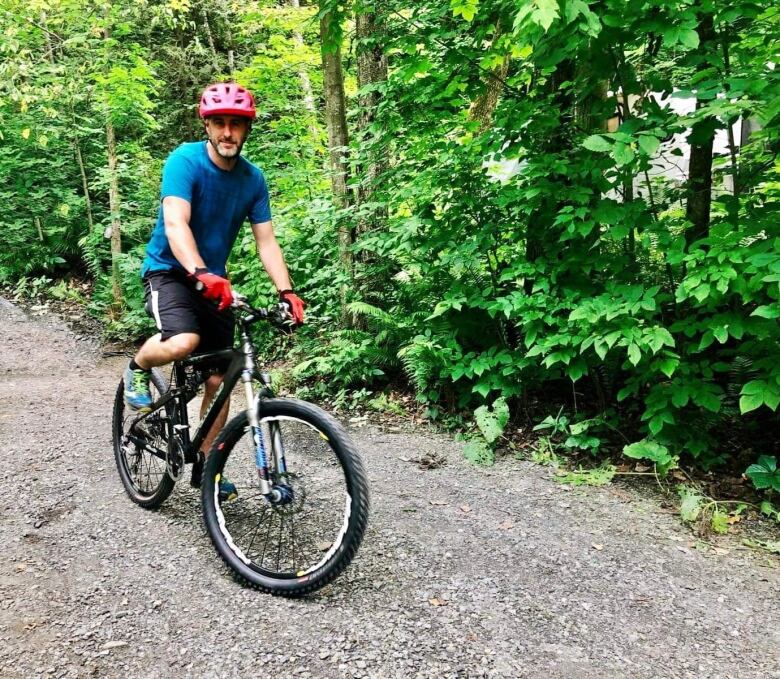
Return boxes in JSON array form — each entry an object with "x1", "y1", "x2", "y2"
[{"x1": 143, "y1": 270, "x2": 235, "y2": 355}]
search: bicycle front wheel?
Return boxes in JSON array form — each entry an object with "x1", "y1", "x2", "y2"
[{"x1": 202, "y1": 398, "x2": 370, "y2": 596}]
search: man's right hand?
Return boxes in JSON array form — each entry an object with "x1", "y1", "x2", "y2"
[{"x1": 190, "y1": 268, "x2": 234, "y2": 311}]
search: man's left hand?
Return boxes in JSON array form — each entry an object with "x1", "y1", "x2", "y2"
[{"x1": 278, "y1": 290, "x2": 305, "y2": 325}]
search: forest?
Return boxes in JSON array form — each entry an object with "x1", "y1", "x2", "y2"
[{"x1": 1, "y1": 0, "x2": 779, "y2": 492}]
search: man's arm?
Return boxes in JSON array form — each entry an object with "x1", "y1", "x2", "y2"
[
  {"x1": 163, "y1": 196, "x2": 206, "y2": 274},
  {"x1": 251, "y1": 220, "x2": 293, "y2": 291}
]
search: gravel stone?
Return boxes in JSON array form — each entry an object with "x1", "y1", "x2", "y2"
[{"x1": 0, "y1": 298, "x2": 778, "y2": 678}]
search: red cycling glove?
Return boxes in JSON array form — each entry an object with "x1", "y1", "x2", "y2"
[
  {"x1": 279, "y1": 289, "x2": 305, "y2": 325},
  {"x1": 190, "y1": 268, "x2": 234, "y2": 311}
]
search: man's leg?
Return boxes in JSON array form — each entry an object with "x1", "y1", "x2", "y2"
[
  {"x1": 135, "y1": 332, "x2": 200, "y2": 369},
  {"x1": 124, "y1": 333, "x2": 200, "y2": 410},
  {"x1": 126, "y1": 272, "x2": 201, "y2": 411},
  {"x1": 200, "y1": 373, "x2": 231, "y2": 458},
  {"x1": 190, "y1": 373, "x2": 236, "y2": 500}
]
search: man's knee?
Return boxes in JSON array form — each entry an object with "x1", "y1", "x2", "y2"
[{"x1": 164, "y1": 332, "x2": 200, "y2": 359}]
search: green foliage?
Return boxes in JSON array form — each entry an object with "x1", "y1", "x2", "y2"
[
  {"x1": 474, "y1": 397, "x2": 509, "y2": 444},
  {"x1": 533, "y1": 411, "x2": 603, "y2": 455},
  {"x1": 743, "y1": 539, "x2": 780, "y2": 555},
  {"x1": 555, "y1": 464, "x2": 616, "y2": 487},
  {"x1": 462, "y1": 438, "x2": 495, "y2": 466},
  {"x1": 745, "y1": 456, "x2": 780, "y2": 492},
  {"x1": 677, "y1": 485, "x2": 751, "y2": 536},
  {"x1": 760, "y1": 500, "x2": 780, "y2": 523},
  {"x1": 678, "y1": 486, "x2": 706, "y2": 523},
  {"x1": 462, "y1": 397, "x2": 508, "y2": 466},
  {"x1": 623, "y1": 439, "x2": 678, "y2": 476},
  {"x1": 2, "y1": 0, "x2": 779, "y2": 479}
]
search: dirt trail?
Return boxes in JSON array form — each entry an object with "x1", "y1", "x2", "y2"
[{"x1": 0, "y1": 299, "x2": 778, "y2": 679}]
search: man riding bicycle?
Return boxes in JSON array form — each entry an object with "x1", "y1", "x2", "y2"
[{"x1": 124, "y1": 82, "x2": 305, "y2": 499}]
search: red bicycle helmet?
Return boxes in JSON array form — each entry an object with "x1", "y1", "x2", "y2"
[{"x1": 199, "y1": 82, "x2": 256, "y2": 119}]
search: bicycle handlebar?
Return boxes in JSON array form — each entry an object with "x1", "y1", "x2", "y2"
[{"x1": 231, "y1": 291, "x2": 296, "y2": 332}]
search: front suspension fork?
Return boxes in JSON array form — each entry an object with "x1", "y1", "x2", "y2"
[{"x1": 243, "y1": 368, "x2": 287, "y2": 496}]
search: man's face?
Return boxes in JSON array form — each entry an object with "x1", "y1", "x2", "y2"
[{"x1": 204, "y1": 115, "x2": 251, "y2": 159}]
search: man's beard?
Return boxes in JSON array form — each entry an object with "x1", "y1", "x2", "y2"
[{"x1": 210, "y1": 137, "x2": 244, "y2": 159}]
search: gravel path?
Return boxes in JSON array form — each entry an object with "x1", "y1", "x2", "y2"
[{"x1": 1, "y1": 299, "x2": 778, "y2": 679}]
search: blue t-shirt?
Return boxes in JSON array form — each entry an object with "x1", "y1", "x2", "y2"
[{"x1": 141, "y1": 141, "x2": 272, "y2": 277}]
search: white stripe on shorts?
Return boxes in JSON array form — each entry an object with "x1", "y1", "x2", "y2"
[{"x1": 150, "y1": 287, "x2": 162, "y2": 331}]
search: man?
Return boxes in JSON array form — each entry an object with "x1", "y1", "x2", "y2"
[{"x1": 124, "y1": 82, "x2": 305, "y2": 498}]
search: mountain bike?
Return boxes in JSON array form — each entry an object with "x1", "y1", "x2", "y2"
[{"x1": 111, "y1": 293, "x2": 369, "y2": 596}]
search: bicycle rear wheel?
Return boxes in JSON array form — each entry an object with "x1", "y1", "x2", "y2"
[
  {"x1": 202, "y1": 398, "x2": 370, "y2": 596},
  {"x1": 112, "y1": 368, "x2": 175, "y2": 509}
]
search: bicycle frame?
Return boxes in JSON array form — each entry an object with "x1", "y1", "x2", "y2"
[{"x1": 130, "y1": 310, "x2": 282, "y2": 496}]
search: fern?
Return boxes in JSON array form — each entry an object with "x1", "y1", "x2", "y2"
[
  {"x1": 398, "y1": 340, "x2": 435, "y2": 392},
  {"x1": 346, "y1": 301, "x2": 398, "y2": 328}
]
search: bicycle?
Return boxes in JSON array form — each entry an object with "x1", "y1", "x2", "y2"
[{"x1": 111, "y1": 292, "x2": 370, "y2": 596}]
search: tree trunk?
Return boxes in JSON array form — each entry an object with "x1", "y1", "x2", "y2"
[
  {"x1": 102, "y1": 20, "x2": 123, "y2": 309},
  {"x1": 106, "y1": 120, "x2": 123, "y2": 309},
  {"x1": 355, "y1": 4, "x2": 388, "y2": 238},
  {"x1": 685, "y1": 15, "x2": 716, "y2": 247},
  {"x1": 467, "y1": 21, "x2": 510, "y2": 133},
  {"x1": 289, "y1": 0, "x2": 319, "y2": 141},
  {"x1": 73, "y1": 138, "x2": 94, "y2": 232},
  {"x1": 319, "y1": 4, "x2": 352, "y2": 321},
  {"x1": 199, "y1": 1, "x2": 220, "y2": 72},
  {"x1": 524, "y1": 59, "x2": 575, "y2": 295},
  {"x1": 41, "y1": 11, "x2": 55, "y2": 64}
]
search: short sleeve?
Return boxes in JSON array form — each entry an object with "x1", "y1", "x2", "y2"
[
  {"x1": 249, "y1": 170, "x2": 272, "y2": 223},
  {"x1": 160, "y1": 149, "x2": 196, "y2": 203}
]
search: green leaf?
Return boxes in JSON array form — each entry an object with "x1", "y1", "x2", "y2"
[
  {"x1": 474, "y1": 397, "x2": 509, "y2": 443},
  {"x1": 678, "y1": 28, "x2": 700, "y2": 49},
  {"x1": 751, "y1": 305, "x2": 780, "y2": 319},
  {"x1": 463, "y1": 438, "x2": 494, "y2": 465},
  {"x1": 671, "y1": 387, "x2": 690, "y2": 408},
  {"x1": 695, "y1": 390, "x2": 722, "y2": 413},
  {"x1": 627, "y1": 343, "x2": 641, "y2": 366},
  {"x1": 745, "y1": 456, "x2": 780, "y2": 491},
  {"x1": 531, "y1": 0, "x2": 560, "y2": 31},
  {"x1": 742, "y1": 380, "x2": 768, "y2": 396},
  {"x1": 612, "y1": 142, "x2": 635, "y2": 166},
  {"x1": 658, "y1": 357, "x2": 679, "y2": 378},
  {"x1": 710, "y1": 509, "x2": 729, "y2": 534},
  {"x1": 744, "y1": 539, "x2": 780, "y2": 554},
  {"x1": 472, "y1": 381, "x2": 492, "y2": 398},
  {"x1": 450, "y1": 0, "x2": 479, "y2": 21},
  {"x1": 582, "y1": 134, "x2": 612, "y2": 152},
  {"x1": 679, "y1": 487, "x2": 704, "y2": 522},
  {"x1": 740, "y1": 393, "x2": 765, "y2": 414},
  {"x1": 637, "y1": 135, "x2": 660, "y2": 156},
  {"x1": 760, "y1": 500, "x2": 777, "y2": 518},
  {"x1": 555, "y1": 465, "x2": 615, "y2": 487},
  {"x1": 623, "y1": 439, "x2": 675, "y2": 475}
]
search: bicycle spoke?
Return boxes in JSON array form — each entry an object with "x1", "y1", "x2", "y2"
[
  {"x1": 256, "y1": 510, "x2": 277, "y2": 567},
  {"x1": 276, "y1": 516, "x2": 284, "y2": 573},
  {"x1": 233, "y1": 504, "x2": 269, "y2": 545}
]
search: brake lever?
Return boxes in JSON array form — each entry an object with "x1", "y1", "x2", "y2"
[{"x1": 274, "y1": 302, "x2": 296, "y2": 333}]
